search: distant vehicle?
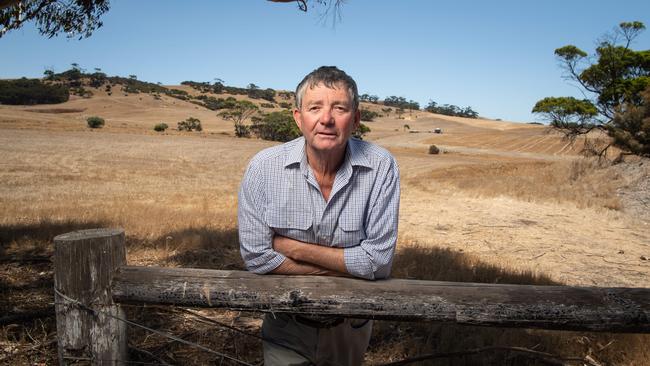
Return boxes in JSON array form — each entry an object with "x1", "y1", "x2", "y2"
[{"x1": 434, "y1": 128, "x2": 442, "y2": 134}]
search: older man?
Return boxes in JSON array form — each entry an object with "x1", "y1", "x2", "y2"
[{"x1": 238, "y1": 66, "x2": 400, "y2": 366}]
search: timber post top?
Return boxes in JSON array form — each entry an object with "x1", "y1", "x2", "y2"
[{"x1": 54, "y1": 228, "x2": 124, "y2": 241}]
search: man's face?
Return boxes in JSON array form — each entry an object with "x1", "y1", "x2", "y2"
[{"x1": 293, "y1": 82, "x2": 360, "y2": 155}]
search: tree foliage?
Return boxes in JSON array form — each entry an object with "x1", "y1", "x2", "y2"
[
  {"x1": 251, "y1": 110, "x2": 301, "y2": 142},
  {"x1": 534, "y1": 21, "x2": 650, "y2": 156},
  {"x1": 0, "y1": 0, "x2": 110, "y2": 39},
  {"x1": 425, "y1": 100, "x2": 478, "y2": 118},
  {"x1": 609, "y1": 86, "x2": 650, "y2": 156},
  {"x1": 360, "y1": 93, "x2": 379, "y2": 103},
  {"x1": 352, "y1": 122, "x2": 371, "y2": 140},
  {"x1": 532, "y1": 97, "x2": 598, "y2": 129},
  {"x1": 219, "y1": 100, "x2": 259, "y2": 138},
  {"x1": 177, "y1": 117, "x2": 202, "y2": 132},
  {"x1": 360, "y1": 108, "x2": 380, "y2": 122},
  {"x1": 383, "y1": 96, "x2": 420, "y2": 110},
  {"x1": 1, "y1": 0, "x2": 342, "y2": 39},
  {"x1": 0, "y1": 78, "x2": 69, "y2": 104}
]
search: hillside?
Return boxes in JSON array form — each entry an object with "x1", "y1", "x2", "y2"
[{"x1": 1, "y1": 76, "x2": 649, "y2": 365}]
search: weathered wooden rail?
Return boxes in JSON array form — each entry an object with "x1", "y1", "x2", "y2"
[{"x1": 54, "y1": 229, "x2": 650, "y2": 365}]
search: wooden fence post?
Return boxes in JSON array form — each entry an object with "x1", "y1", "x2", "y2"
[{"x1": 54, "y1": 228, "x2": 128, "y2": 365}]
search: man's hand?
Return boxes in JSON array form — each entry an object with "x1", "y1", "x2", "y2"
[{"x1": 271, "y1": 235, "x2": 349, "y2": 276}]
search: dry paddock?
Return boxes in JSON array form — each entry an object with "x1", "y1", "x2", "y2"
[{"x1": 1, "y1": 126, "x2": 649, "y2": 365}]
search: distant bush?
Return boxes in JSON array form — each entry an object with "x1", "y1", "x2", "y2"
[
  {"x1": 279, "y1": 102, "x2": 292, "y2": 109},
  {"x1": 360, "y1": 109, "x2": 380, "y2": 122},
  {"x1": 360, "y1": 94, "x2": 380, "y2": 103},
  {"x1": 154, "y1": 123, "x2": 169, "y2": 132},
  {"x1": 177, "y1": 117, "x2": 202, "y2": 132},
  {"x1": 71, "y1": 86, "x2": 93, "y2": 98},
  {"x1": 248, "y1": 86, "x2": 276, "y2": 102},
  {"x1": 428, "y1": 144, "x2": 440, "y2": 154},
  {"x1": 425, "y1": 100, "x2": 478, "y2": 118},
  {"x1": 0, "y1": 78, "x2": 69, "y2": 105},
  {"x1": 260, "y1": 102, "x2": 275, "y2": 108},
  {"x1": 87, "y1": 116, "x2": 105, "y2": 128},
  {"x1": 202, "y1": 96, "x2": 237, "y2": 111},
  {"x1": 234, "y1": 123, "x2": 251, "y2": 138},
  {"x1": 165, "y1": 88, "x2": 190, "y2": 101},
  {"x1": 352, "y1": 123, "x2": 371, "y2": 140},
  {"x1": 278, "y1": 91, "x2": 294, "y2": 100},
  {"x1": 251, "y1": 110, "x2": 301, "y2": 142},
  {"x1": 384, "y1": 96, "x2": 420, "y2": 110}
]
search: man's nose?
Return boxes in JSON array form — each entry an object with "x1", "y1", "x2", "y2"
[{"x1": 320, "y1": 108, "x2": 334, "y2": 125}]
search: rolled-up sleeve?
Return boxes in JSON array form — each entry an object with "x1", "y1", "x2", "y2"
[
  {"x1": 238, "y1": 160, "x2": 287, "y2": 274},
  {"x1": 343, "y1": 158, "x2": 400, "y2": 280}
]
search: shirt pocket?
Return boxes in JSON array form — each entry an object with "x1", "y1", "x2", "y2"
[
  {"x1": 332, "y1": 213, "x2": 366, "y2": 247},
  {"x1": 264, "y1": 204, "x2": 314, "y2": 243}
]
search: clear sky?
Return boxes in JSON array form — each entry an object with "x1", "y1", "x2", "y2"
[{"x1": 1, "y1": 0, "x2": 649, "y2": 122}]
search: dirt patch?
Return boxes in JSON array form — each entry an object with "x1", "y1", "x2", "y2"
[{"x1": 23, "y1": 108, "x2": 86, "y2": 114}]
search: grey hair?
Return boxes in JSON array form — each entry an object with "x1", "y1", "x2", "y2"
[{"x1": 295, "y1": 66, "x2": 359, "y2": 111}]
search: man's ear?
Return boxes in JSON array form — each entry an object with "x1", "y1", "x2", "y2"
[
  {"x1": 354, "y1": 108, "x2": 361, "y2": 130},
  {"x1": 293, "y1": 108, "x2": 302, "y2": 129}
]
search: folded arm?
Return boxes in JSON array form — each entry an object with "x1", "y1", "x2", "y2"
[{"x1": 271, "y1": 235, "x2": 349, "y2": 276}]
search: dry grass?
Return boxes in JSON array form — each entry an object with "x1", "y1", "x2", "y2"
[
  {"x1": 1, "y1": 117, "x2": 649, "y2": 364},
  {"x1": 408, "y1": 158, "x2": 623, "y2": 211},
  {"x1": 365, "y1": 241, "x2": 650, "y2": 366}
]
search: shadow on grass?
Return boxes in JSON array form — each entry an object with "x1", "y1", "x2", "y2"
[
  {"x1": 369, "y1": 243, "x2": 649, "y2": 366},
  {"x1": 137, "y1": 226, "x2": 244, "y2": 270},
  {"x1": 392, "y1": 244, "x2": 557, "y2": 285},
  {"x1": 0, "y1": 219, "x2": 109, "y2": 254}
]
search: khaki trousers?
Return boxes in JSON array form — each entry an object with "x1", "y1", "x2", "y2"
[{"x1": 261, "y1": 313, "x2": 373, "y2": 366}]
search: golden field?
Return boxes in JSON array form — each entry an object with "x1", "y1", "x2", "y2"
[{"x1": 1, "y1": 88, "x2": 649, "y2": 365}]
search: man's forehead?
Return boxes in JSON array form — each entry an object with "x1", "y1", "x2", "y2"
[{"x1": 303, "y1": 82, "x2": 351, "y2": 102}]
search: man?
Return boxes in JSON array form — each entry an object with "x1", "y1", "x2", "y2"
[{"x1": 238, "y1": 66, "x2": 400, "y2": 366}]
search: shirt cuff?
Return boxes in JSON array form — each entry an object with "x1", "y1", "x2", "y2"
[
  {"x1": 343, "y1": 246, "x2": 374, "y2": 280},
  {"x1": 246, "y1": 251, "x2": 287, "y2": 274}
]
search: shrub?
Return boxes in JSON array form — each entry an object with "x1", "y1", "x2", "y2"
[
  {"x1": 71, "y1": 86, "x2": 93, "y2": 98},
  {"x1": 360, "y1": 108, "x2": 380, "y2": 122},
  {"x1": 251, "y1": 110, "x2": 301, "y2": 142},
  {"x1": 279, "y1": 102, "x2": 293, "y2": 109},
  {"x1": 202, "y1": 96, "x2": 237, "y2": 111},
  {"x1": 428, "y1": 144, "x2": 440, "y2": 154},
  {"x1": 177, "y1": 117, "x2": 202, "y2": 132},
  {"x1": 219, "y1": 100, "x2": 259, "y2": 138},
  {"x1": 234, "y1": 123, "x2": 251, "y2": 138},
  {"x1": 154, "y1": 123, "x2": 168, "y2": 132},
  {"x1": 86, "y1": 116, "x2": 105, "y2": 128},
  {"x1": 609, "y1": 86, "x2": 650, "y2": 157},
  {"x1": 352, "y1": 123, "x2": 371, "y2": 140},
  {"x1": 0, "y1": 78, "x2": 69, "y2": 105},
  {"x1": 260, "y1": 102, "x2": 275, "y2": 108}
]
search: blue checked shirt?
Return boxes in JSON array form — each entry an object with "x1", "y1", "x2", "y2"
[{"x1": 238, "y1": 136, "x2": 400, "y2": 280}]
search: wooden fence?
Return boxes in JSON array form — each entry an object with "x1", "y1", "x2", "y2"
[{"x1": 53, "y1": 228, "x2": 650, "y2": 365}]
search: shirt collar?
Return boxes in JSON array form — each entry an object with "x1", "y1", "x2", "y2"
[{"x1": 283, "y1": 136, "x2": 373, "y2": 170}]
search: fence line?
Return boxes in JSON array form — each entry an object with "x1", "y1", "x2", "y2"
[{"x1": 53, "y1": 228, "x2": 650, "y2": 365}]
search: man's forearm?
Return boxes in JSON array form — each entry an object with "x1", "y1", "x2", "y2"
[
  {"x1": 270, "y1": 257, "x2": 347, "y2": 276},
  {"x1": 273, "y1": 235, "x2": 348, "y2": 275}
]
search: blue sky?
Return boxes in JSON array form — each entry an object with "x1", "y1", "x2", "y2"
[{"x1": 1, "y1": 0, "x2": 649, "y2": 122}]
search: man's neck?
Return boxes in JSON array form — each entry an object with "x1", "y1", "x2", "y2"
[
  {"x1": 305, "y1": 142, "x2": 347, "y2": 202},
  {"x1": 305, "y1": 143, "x2": 347, "y2": 177}
]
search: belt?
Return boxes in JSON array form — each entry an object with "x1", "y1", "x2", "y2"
[{"x1": 293, "y1": 315, "x2": 345, "y2": 329}]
